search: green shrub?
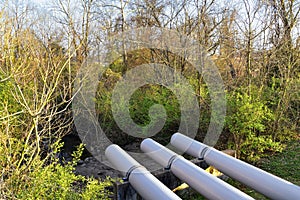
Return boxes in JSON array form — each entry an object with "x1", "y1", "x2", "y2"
[
  {"x1": 0, "y1": 76, "x2": 113, "y2": 199},
  {"x1": 1, "y1": 142, "x2": 113, "y2": 199},
  {"x1": 262, "y1": 76, "x2": 300, "y2": 141},
  {"x1": 97, "y1": 82, "x2": 181, "y2": 145},
  {"x1": 226, "y1": 87, "x2": 284, "y2": 161},
  {"x1": 95, "y1": 57, "x2": 206, "y2": 145},
  {"x1": 239, "y1": 134, "x2": 284, "y2": 162},
  {"x1": 81, "y1": 177, "x2": 113, "y2": 200}
]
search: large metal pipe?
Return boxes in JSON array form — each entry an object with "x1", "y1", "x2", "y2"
[
  {"x1": 171, "y1": 132, "x2": 300, "y2": 200},
  {"x1": 141, "y1": 138, "x2": 254, "y2": 200},
  {"x1": 105, "y1": 144, "x2": 181, "y2": 200}
]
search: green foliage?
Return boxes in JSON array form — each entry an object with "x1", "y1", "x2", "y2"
[
  {"x1": 239, "y1": 134, "x2": 284, "y2": 162},
  {"x1": 262, "y1": 76, "x2": 300, "y2": 141},
  {"x1": 0, "y1": 77, "x2": 24, "y2": 126},
  {"x1": 129, "y1": 85, "x2": 181, "y2": 132},
  {"x1": 1, "y1": 2, "x2": 298, "y2": 199},
  {"x1": 1, "y1": 142, "x2": 112, "y2": 199},
  {"x1": 97, "y1": 81, "x2": 182, "y2": 145},
  {"x1": 227, "y1": 89, "x2": 274, "y2": 133},
  {"x1": 81, "y1": 177, "x2": 112, "y2": 200},
  {"x1": 0, "y1": 79, "x2": 18, "y2": 112},
  {"x1": 226, "y1": 87, "x2": 284, "y2": 161},
  {"x1": 96, "y1": 58, "x2": 205, "y2": 145}
]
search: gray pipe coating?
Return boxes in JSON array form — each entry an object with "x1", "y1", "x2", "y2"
[
  {"x1": 105, "y1": 144, "x2": 181, "y2": 200},
  {"x1": 171, "y1": 132, "x2": 300, "y2": 200},
  {"x1": 141, "y1": 138, "x2": 254, "y2": 200}
]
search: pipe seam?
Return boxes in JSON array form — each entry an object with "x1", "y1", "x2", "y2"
[
  {"x1": 200, "y1": 146, "x2": 209, "y2": 159},
  {"x1": 123, "y1": 165, "x2": 145, "y2": 181},
  {"x1": 165, "y1": 154, "x2": 180, "y2": 170}
]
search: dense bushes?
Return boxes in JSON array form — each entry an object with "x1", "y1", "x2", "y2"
[
  {"x1": 95, "y1": 49, "x2": 299, "y2": 162},
  {"x1": 0, "y1": 1, "x2": 299, "y2": 197},
  {"x1": 96, "y1": 50, "x2": 202, "y2": 146},
  {"x1": 1, "y1": 44, "x2": 297, "y2": 198},
  {"x1": 97, "y1": 82, "x2": 182, "y2": 145},
  {"x1": 1, "y1": 142, "x2": 112, "y2": 199},
  {"x1": 226, "y1": 86, "x2": 284, "y2": 161},
  {"x1": 0, "y1": 28, "x2": 112, "y2": 199}
]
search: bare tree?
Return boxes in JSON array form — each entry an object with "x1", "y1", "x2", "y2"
[
  {"x1": 266, "y1": 0, "x2": 300, "y2": 139},
  {"x1": 0, "y1": 1, "x2": 77, "y2": 175}
]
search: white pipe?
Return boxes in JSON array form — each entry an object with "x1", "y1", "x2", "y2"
[
  {"x1": 141, "y1": 138, "x2": 254, "y2": 200},
  {"x1": 105, "y1": 144, "x2": 181, "y2": 200},
  {"x1": 171, "y1": 133, "x2": 300, "y2": 200}
]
